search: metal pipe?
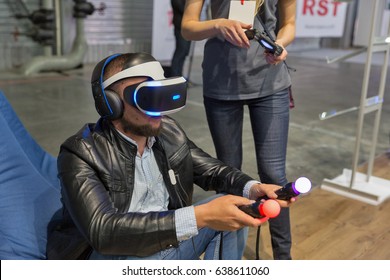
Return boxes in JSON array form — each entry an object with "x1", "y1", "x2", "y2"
[
  {"x1": 350, "y1": 0, "x2": 379, "y2": 188},
  {"x1": 42, "y1": 0, "x2": 53, "y2": 56},
  {"x1": 21, "y1": 16, "x2": 87, "y2": 76},
  {"x1": 54, "y1": 0, "x2": 62, "y2": 56},
  {"x1": 366, "y1": 16, "x2": 390, "y2": 181}
]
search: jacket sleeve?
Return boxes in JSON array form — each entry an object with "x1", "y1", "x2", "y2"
[
  {"x1": 188, "y1": 138, "x2": 255, "y2": 196},
  {"x1": 58, "y1": 138, "x2": 178, "y2": 257}
]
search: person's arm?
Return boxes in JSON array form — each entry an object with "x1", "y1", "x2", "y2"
[
  {"x1": 275, "y1": 0, "x2": 296, "y2": 48},
  {"x1": 181, "y1": 0, "x2": 251, "y2": 48},
  {"x1": 194, "y1": 194, "x2": 265, "y2": 230},
  {"x1": 187, "y1": 140, "x2": 289, "y2": 230},
  {"x1": 193, "y1": 182, "x2": 293, "y2": 230},
  {"x1": 175, "y1": 206, "x2": 198, "y2": 241},
  {"x1": 265, "y1": 0, "x2": 296, "y2": 65}
]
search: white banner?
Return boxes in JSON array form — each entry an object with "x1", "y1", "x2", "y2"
[
  {"x1": 296, "y1": 0, "x2": 349, "y2": 37},
  {"x1": 152, "y1": 0, "x2": 175, "y2": 64}
]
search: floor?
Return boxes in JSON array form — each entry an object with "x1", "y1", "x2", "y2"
[{"x1": 0, "y1": 47, "x2": 389, "y2": 259}]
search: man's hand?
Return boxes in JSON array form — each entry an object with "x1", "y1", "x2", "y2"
[
  {"x1": 194, "y1": 195, "x2": 267, "y2": 231},
  {"x1": 249, "y1": 183, "x2": 296, "y2": 207}
]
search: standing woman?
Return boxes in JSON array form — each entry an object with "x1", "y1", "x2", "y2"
[{"x1": 182, "y1": 0, "x2": 296, "y2": 259}]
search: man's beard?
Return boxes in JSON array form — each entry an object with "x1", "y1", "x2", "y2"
[{"x1": 119, "y1": 117, "x2": 162, "y2": 137}]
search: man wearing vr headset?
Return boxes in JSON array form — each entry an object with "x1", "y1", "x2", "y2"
[{"x1": 47, "y1": 52, "x2": 293, "y2": 260}]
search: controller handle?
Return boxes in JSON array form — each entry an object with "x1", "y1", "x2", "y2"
[
  {"x1": 262, "y1": 177, "x2": 312, "y2": 201},
  {"x1": 239, "y1": 199, "x2": 281, "y2": 219},
  {"x1": 245, "y1": 28, "x2": 283, "y2": 56}
]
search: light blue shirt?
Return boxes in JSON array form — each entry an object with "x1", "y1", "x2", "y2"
[
  {"x1": 118, "y1": 130, "x2": 258, "y2": 242},
  {"x1": 118, "y1": 131, "x2": 197, "y2": 241}
]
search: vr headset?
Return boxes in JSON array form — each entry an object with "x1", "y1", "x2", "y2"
[
  {"x1": 123, "y1": 78, "x2": 187, "y2": 116},
  {"x1": 102, "y1": 60, "x2": 187, "y2": 117},
  {"x1": 92, "y1": 53, "x2": 187, "y2": 119}
]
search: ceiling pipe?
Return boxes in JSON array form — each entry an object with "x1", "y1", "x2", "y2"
[
  {"x1": 21, "y1": 0, "x2": 95, "y2": 76},
  {"x1": 21, "y1": 18, "x2": 87, "y2": 75}
]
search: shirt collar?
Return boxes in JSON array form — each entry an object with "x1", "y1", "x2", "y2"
[{"x1": 116, "y1": 129, "x2": 156, "y2": 149}]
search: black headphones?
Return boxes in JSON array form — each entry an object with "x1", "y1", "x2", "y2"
[{"x1": 91, "y1": 53, "x2": 123, "y2": 120}]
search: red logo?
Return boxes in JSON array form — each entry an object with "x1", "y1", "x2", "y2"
[{"x1": 302, "y1": 0, "x2": 343, "y2": 16}]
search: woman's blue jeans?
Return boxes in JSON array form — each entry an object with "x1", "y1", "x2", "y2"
[{"x1": 203, "y1": 89, "x2": 291, "y2": 260}]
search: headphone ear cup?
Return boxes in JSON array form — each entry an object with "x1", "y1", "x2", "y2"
[
  {"x1": 104, "y1": 90, "x2": 123, "y2": 120},
  {"x1": 91, "y1": 53, "x2": 123, "y2": 120}
]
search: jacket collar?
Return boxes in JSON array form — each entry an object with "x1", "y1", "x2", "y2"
[{"x1": 97, "y1": 118, "x2": 138, "y2": 158}]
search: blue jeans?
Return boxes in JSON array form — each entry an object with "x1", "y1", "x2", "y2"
[
  {"x1": 89, "y1": 194, "x2": 248, "y2": 260},
  {"x1": 204, "y1": 89, "x2": 291, "y2": 260}
]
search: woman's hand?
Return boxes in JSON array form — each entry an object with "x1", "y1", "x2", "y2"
[
  {"x1": 215, "y1": 18, "x2": 252, "y2": 48},
  {"x1": 264, "y1": 42, "x2": 288, "y2": 65}
]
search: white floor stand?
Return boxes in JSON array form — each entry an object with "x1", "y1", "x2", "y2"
[
  {"x1": 320, "y1": 0, "x2": 390, "y2": 205},
  {"x1": 322, "y1": 169, "x2": 390, "y2": 206}
]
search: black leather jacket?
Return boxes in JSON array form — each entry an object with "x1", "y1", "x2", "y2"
[{"x1": 48, "y1": 116, "x2": 254, "y2": 258}]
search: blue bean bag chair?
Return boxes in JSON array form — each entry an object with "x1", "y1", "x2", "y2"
[{"x1": 0, "y1": 91, "x2": 61, "y2": 259}]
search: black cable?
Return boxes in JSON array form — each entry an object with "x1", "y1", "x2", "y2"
[
  {"x1": 191, "y1": 237, "x2": 200, "y2": 260},
  {"x1": 219, "y1": 232, "x2": 224, "y2": 260},
  {"x1": 256, "y1": 226, "x2": 261, "y2": 260}
]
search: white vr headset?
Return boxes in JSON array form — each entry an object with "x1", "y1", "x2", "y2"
[{"x1": 102, "y1": 61, "x2": 187, "y2": 116}]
